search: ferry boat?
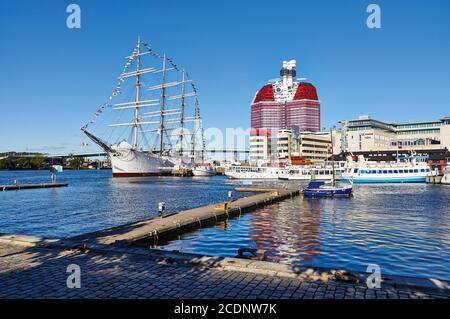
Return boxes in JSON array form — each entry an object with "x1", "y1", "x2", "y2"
[
  {"x1": 224, "y1": 166, "x2": 286, "y2": 179},
  {"x1": 81, "y1": 37, "x2": 205, "y2": 177},
  {"x1": 341, "y1": 155, "x2": 438, "y2": 183},
  {"x1": 280, "y1": 162, "x2": 346, "y2": 181},
  {"x1": 441, "y1": 163, "x2": 450, "y2": 185}
]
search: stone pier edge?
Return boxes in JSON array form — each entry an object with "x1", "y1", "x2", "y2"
[{"x1": 1, "y1": 233, "x2": 449, "y2": 297}]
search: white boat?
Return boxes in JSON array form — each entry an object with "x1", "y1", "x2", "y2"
[
  {"x1": 81, "y1": 37, "x2": 204, "y2": 177},
  {"x1": 441, "y1": 163, "x2": 450, "y2": 184},
  {"x1": 192, "y1": 163, "x2": 216, "y2": 176},
  {"x1": 341, "y1": 155, "x2": 438, "y2": 183},
  {"x1": 280, "y1": 162, "x2": 346, "y2": 181},
  {"x1": 224, "y1": 166, "x2": 286, "y2": 179}
]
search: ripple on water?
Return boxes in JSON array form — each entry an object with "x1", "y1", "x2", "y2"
[
  {"x1": 1, "y1": 171, "x2": 450, "y2": 280},
  {"x1": 159, "y1": 183, "x2": 450, "y2": 280}
]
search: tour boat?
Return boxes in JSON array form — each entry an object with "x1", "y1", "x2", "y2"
[
  {"x1": 192, "y1": 163, "x2": 216, "y2": 177},
  {"x1": 302, "y1": 181, "x2": 353, "y2": 197},
  {"x1": 441, "y1": 163, "x2": 450, "y2": 185},
  {"x1": 81, "y1": 37, "x2": 205, "y2": 177},
  {"x1": 341, "y1": 155, "x2": 438, "y2": 183},
  {"x1": 280, "y1": 162, "x2": 346, "y2": 181},
  {"x1": 224, "y1": 166, "x2": 286, "y2": 179}
]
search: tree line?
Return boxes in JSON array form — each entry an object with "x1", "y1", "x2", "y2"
[
  {"x1": 0, "y1": 156, "x2": 85, "y2": 170},
  {"x1": 0, "y1": 156, "x2": 46, "y2": 170}
]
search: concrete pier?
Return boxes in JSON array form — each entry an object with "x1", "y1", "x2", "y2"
[
  {"x1": 426, "y1": 175, "x2": 443, "y2": 184},
  {"x1": 69, "y1": 188, "x2": 299, "y2": 246},
  {"x1": 0, "y1": 183, "x2": 68, "y2": 191}
]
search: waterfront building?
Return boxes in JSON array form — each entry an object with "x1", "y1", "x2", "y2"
[
  {"x1": 276, "y1": 129, "x2": 293, "y2": 160},
  {"x1": 275, "y1": 128, "x2": 332, "y2": 164},
  {"x1": 340, "y1": 115, "x2": 450, "y2": 153},
  {"x1": 249, "y1": 129, "x2": 272, "y2": 164},
  {"x1": 250, "y1": 60, "x2": 321, "y2": 134},
  {"x1": 337, "y1": 115, "x2": 450, "y2": 171},
  {"x1": 294, "y1": 132, "x2": 332, "y2": 164}
]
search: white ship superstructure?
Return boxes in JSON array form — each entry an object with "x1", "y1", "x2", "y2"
[
  {"x1": 341, "y1": 155, "x2": 437, "y2": 183},
  {"x1": 224, "y1": 166, "x2": 286, "y2": 179},
  {"x1": 280, "y1": 162, "x2": 346, "y2": 181},
  {"x1": 81, "y1": 37, "x2": 204, "y2": 177}
]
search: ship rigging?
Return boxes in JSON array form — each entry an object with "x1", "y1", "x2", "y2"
[{"x1": 81, "y1": 36, "x2": 205, "y2": 177}]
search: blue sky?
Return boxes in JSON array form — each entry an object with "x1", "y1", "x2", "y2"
[{"x1": 1, "y1": 0, "x2": 449, "y2": 153}]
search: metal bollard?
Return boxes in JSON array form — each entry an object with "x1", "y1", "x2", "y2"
[
  {"x1": 158, "y1": 201, "x2": 166, "y2": 217},
  {"x1": 227, "y1": 191, "x2": 233, "y2": 202}
]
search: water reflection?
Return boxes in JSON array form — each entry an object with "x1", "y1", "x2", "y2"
[
  {"x1": 0, "y1": 171, "x2": 245, "y2": 237},
  {"x1": 159, "y1": 184, "x2": 450, "y2": 280},
  {"x1": 2, "y1": 170, "x2": 449, "y2": 280}
]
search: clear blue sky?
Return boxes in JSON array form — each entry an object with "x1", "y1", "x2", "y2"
[{"x1": 1, "y1": 0, "x2": 450, "y2": 153}]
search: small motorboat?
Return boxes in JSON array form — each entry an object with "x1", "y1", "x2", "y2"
[
  {"x1": 302, "y1": 181, "x2": 353, "y2": 197},
  {"x1": 302, "y1": 128, "x2": 353, "y2": 198},
  {"x1": 192, "y1": 163, "x2": 216, "y2": 177}
]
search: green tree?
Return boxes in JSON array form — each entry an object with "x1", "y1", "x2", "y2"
[
  {"x1": 0, "y1": 159, "x2": 7, "y2": 170},
  {"x1": 69, "y1": 157, "x2": 84, "y2": 169},
  {"x1": 17, "y1": 158, "x2": 31, "y2": 169},
  {"x1": 30, "y1": 155, "x2": 45, "y2": 170}
]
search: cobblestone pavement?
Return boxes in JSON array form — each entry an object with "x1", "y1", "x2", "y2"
[{"x1": 0, "y1": 243, "x2": 448, "y2": 299}]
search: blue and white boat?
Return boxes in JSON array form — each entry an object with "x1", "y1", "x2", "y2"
[
  {"x1": 341, "y1": 155, "x2": 438, "y2": 183},
  {"x1": 302, "y1": 181, "x2": 353, "y2": 197}
]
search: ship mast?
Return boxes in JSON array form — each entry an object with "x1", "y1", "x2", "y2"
[
  {"x1": 132, "y1": 36, "x2": 141, "y2": 149},
  {"x1": 159, "y1": 54, "x2": 167, "y2": 155},
  {"x1": 331, "y1": 127, "x2": 336, "y2": 186},
  {"x1": 179, "y1": 70, "x2": 186, "y2": 156}
]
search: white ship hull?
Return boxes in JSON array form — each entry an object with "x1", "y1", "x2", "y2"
[
  {"x1": 192, "y1": 166, "x2": 216, "y2": 176},
  {"x1": 110, "y1": 142, "x2": 174, "y2": 177},
  {"x1": 341, "y1": 160, "x2": 437, "y2": 184}
]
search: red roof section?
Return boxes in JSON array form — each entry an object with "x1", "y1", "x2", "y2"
[
  {"x1": 253, "y1": 84, "x2": 275, "y2": 103},
  {"x1": 294, "y1": 82, "x2": 318, "y2": 100},
  {"x1": 250, "y1": 129, "x2": 271, "y2": 137}
]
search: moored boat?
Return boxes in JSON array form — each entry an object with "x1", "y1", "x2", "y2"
[
  {"x1": 302, "y1": 181, "x2": 353, "y2": 197},
  {"x1": 280, "y1": 162, "x2": 346, "y2": 181},
  {"x1": 224, "y1": 165, "x2": 286, "y2": 179},
  {"x1": 192, "y1": 163, "x2": 216, "y2": 176},
  {"x1": 81, "y1": 37, "x2": 205, "y2": 177},
  {"x1": 341, "y1": 155, "x2": 438, "y2": 183}
]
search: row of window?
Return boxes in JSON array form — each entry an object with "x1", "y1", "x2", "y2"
[
  {"x1": 395, "y1": 122, "x2": 441, "y2": 130},
  {"x1": 359, "y1": 168, "x2": 431, "y2": 174},
  {"x1": 397, "y1": 129, "x2": 440, "y2": 135}
]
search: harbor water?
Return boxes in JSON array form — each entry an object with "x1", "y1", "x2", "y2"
[{"x1": 1, "y1": 170, "x2": 450, "y2": 280}]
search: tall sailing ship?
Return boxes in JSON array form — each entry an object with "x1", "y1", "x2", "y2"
[{"x1": 82, "y1": 37, "x2": 204, "y2": 177}]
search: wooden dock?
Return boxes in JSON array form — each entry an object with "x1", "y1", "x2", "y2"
[
  {"x1": 69, "y1": 187, "x2": 299, "y2": 246},
  {"x1": 0, "y1": 183, "x2": 68, "y2": 191}
]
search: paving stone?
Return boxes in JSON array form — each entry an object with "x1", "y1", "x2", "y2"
[{"x1": 0, "y1": 243, "x2": 446, "y2": 300}]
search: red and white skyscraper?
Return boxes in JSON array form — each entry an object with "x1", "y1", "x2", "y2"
[{"x1": 250, "y1": 60, "x2": 320, "y2": 133}]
